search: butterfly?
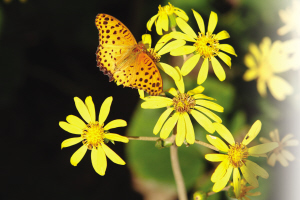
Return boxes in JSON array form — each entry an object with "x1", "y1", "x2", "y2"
[{"x1": 95, "y1": 14, "x2": 163, "y2": 96}]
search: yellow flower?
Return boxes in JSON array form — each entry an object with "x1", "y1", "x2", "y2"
[
  {"x1": 260, "y1": 129, "x2": 299, "y2": 167},
  {"x1": 141, "y1": 71, "x2": 224, "y2": 146},
  {"x1": 170, "y1": 10, "x2": 237, "y2": 84},
  {"x1": 278, "y1": 0, "x2": 300, "y2": 36},
  {"x1": 205, "y1": 120, "x2": 278, "y2": 194},
  {"x1": 59, "y1": 96, "x2": 129, "y2": 176},
  {"x1": 147, "y1": 2, "x2": 189, "y2": 35},
  {"x1": 243, "y1": 37, "x2": 294, "y2": 101},
  {"x1": 231, "y1": 179, "x2": 261, "y2": 200}
]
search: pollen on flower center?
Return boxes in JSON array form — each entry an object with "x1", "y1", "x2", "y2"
[
  {"x1": 227, "y1": 143, "x2": 249, "y2": 168},
  {"x1": 147, "y1": 48, "x2": 161, "y2": 63},
  {"x1": 82, "y1": 122, "x2": 104, "y2": 150},
  {"x1": 173, "y1": 93, "x2": 196, "y2": 113},
  {"x1": 194, "y1": 32, "x2": 219, "y2": 60}
]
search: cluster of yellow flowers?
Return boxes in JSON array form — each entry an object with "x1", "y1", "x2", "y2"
[{"x1": 58, "y1": 2, "x2": 298, "y2": 200}]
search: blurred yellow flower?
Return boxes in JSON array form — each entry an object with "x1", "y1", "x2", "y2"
[
  {"x1": 231, "y1": 179, "x2": 261, "y2": 200},
  {"x1": 141, "y1": 70, "x2": 224, "y2": 146},
  {"x1": 260, "y1": 129, "x2": 299, "y2": 167},
  {"x1": 147, "y1": 2, "x2": 189, "y2": 35},
  {"x1": 243, "y1": 37, "x2": 294, "y2": 101},
  {"x1": 278, "y1": 0, "x2": 300, "y2": 36},
  {"x1": 59, "y1": 96, "x2": 128, "y2": 176},
  {"x1": 205, "y1": 120, "x2": 278, "y2": 194},
  {"x1": 170, "y1": 10, "x2": 237, "y2": 84}
]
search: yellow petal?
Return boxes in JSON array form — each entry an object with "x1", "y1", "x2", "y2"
[
  {"x1": 281, "y1": 134, "x2": 294, "y2": 144},
  {"x1": 153, "y1": 108, "x2": 174, "y2": 135},
  {"x1": 244, "y1": 54, "x2": 257, "y2": 69},
  {"x1": 195, "y1": 106, "x2": 222, "y2": 123},
  {"x1": 281, "y1": 149, "x2": 295, "y2": 161},
  {"x1": 197, "y1": 58, "x2": 209, "y2": 84},
  {"x1": 259, "y1": 37, "x2": 271, "y2": 56},
  {"x1": 98, "y1": 96, "x2": 113, "y2": 125},
  {"x1": 242, "y1": 120, "x2": 262, "y2": 145},
  {"x1": 277, "y1": 154, "x2": 289, "y2": 167},
  {"x1": 213, "y1": 123, "x2": 235, "y2": 146},
  {"x1": 193, "y1": 94, "x2": 215, "y2": 100},
  {"x1": 245, "y1": 160, "x2": 269, "y2": 179},
  {"x1": 169, "y1": 31, "x2": 196, "y2": 42},
  {"x1": 240, "y1": 165, "x2": 259, "y2": 187},
  {"x1": 268, "y1": 76, "x2": 293, "y2": 101},
  {"x1": 166, "y1": 87, "x2": 178, "y2": 96},
  {"x1": 183, "y1": 113, "x2": 195, "y2": 144},
  {"x1": 141, "y1": 97, "x2": 173, "y2": 109},
  {"x1": 211, "y1": 160, "x2": 229, "y2": 182},
  {"x1": 174, "y1": 8, "x2": 189, "y2": 21},
  {"x1": 176, "y1": 114, "x2": 186, "y2": 146},
  {"x1": 156, "y1": 15, "x2": 163, "y2": 35},
  {"x1": 248, "y1": 142, "x2": 278, "y2": 154},
  {"x1": 59, "y1": 121, "x2": 82, "y2": 134},
  {"x1": 70, "y1": 145, "x2": 87, "y2": 166},
  {"x1": 187, "y1": 85, "x2": 205, "y2": 95},
  {"x1": 174, "y1": 66, "x2": 185, "y2": 94},
  {"x1": 158, "y1": 62, "x2": 180, "y2": 81},
  {"x1": 61, "y1": 137, "x2": 83, "y2": 149},
  {"x1": 104, "y1": 119, "x2": 127, "y2": 130},
  {"x1": 142, "y1": 34, "x2": 152, "y2": 48},
  {"x1": 85, "y1": 96, "x2": 96, "y2": 122},
  {"x1": 66, "y1": 115, "x2": 86, "y2": 129},
  {"x1": 181, "y1": 54, "x2": 201, "y2": 76},
  {"x1": 257, "y1": 78, "x2": 267, "y2": 97},
  {"x1": 74, "y1": 97, "x2": 91, "y2": 123},
  {"x1": 157, "y1": 39, "x2": 186, "y2": 56},
  {"x1": 102, "y1": 143, "x2": 125, "y2": 165},
  {"x1": 243, "y1": 69, "x2": 258, "y2": 81},
  {"x1": 160, "y1": 112, "x2": 180, "y2": 139},
  {"x1": 190, "y1": 110, "x2": 215, "y2": 133},
  {"x1": 195, "y1": 100, "x2": 224, "y2": 112},
  {"x1": 215, "y1": 30, "x2": 230, "y2": 40},
  {"x1": 192, "y1": 9, "x2": 205, "y2": 34},
  {"x1": 205, "y1": 153, "x2": 228, "y2": 162},
  {"x1": 154, "y1": 33, "x2": 172, "y2": 51},
  {"x1": 138, "y1": 89, "x2": 145, "y2": 99},
  {"x1": 207, "y1": 11, "x2": 218, "y2": 34},
  {"x1": 259, "y1": 137, "x2": 271, "y2": 144},
  {"x1": 176, "y1": 17, "x2": 197, "y2": 39},
  {"x1": 213, "y1": 166, "x2": 233, "y2": 192},
  {"x1": 219, "y1": 44, "x2": 237, "y2": 56},
  {"x1": 267, "y1": 153, "x2": 277, "y2": 167},
  {"x1": 249, "y1": 43, "x2": 261, "y2": 62},
  {"x1": 233, "y1": 168, "x2": 241, "y2": 198},
  {"x1": 211, "y1": 57, "x2": 226, "y2": 81},
  {"x1": 218, "y1": 52, "x2": 231, "y2": 68},
  {"x1": 91, "y1": 146, "x2": 107, "y2": 175},
  {"x1": 147, "y1": 14, "x2": 159, "y2": 31},
  {"x1": 170, "y1": 45, "x2": 196, "y2": 56},
  {"x1": 206, "y1": 134, "x2": 229, "y2": 152},
  {"x1": 105, "y1": 133, "x2": 129, "y2": 143},
  {"x1": 161, "y1": 13, "x2": 169, "y2": 32}
]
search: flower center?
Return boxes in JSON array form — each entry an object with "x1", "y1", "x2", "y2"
[
  {"x1": 194, "y1": 32, "x2": 219, "y2": 60},
  {"x1": 146, "y1": 48, "x2": 161, "y2": 63},
  {"x1": 173, "y1": 93, "x2": 196, "y2": 113},
  {"x1": 258, "y1": 60, "x2": 273, "y2": 81},
  {"x1": 158, "y1": 3, "x2": 175, "y2": 16},
  {"x1": 227, "y1": 143, "x2": 249, "y2": 168},
  {"x1": 82, "y1": 122, "x2": 104, "y2": 150}
]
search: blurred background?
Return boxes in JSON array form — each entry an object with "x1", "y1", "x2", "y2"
[{"x1": 0, "y1": 0, "x2": 299, "y2": 199}]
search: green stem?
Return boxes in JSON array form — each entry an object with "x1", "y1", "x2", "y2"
[
  {"x1": 126, "y1": 136, "x2": 160, "y2": 141},
  {"x1": 170, "y1": 129, "x2": 188, "y2": 200}
]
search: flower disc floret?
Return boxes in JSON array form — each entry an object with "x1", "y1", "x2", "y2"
[
  {"x1": 228, "y1": 143, "x2": 249, "y2": 168},
  {"x1": 82, "y1": 122, "x2": 104, "y2": 150},
  {"x1": 146, "y1": 48, "x2": 161, "y2": 63},
  {"x1": 194, "y1": 32, "x2": 219, "y2": 59},
  {"x1": 173, "y1": 93, "x2": 195, "y2": 113}
]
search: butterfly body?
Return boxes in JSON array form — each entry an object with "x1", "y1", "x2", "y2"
[{"x1": 95, "y1": 13, "x2": 163, "y2": 96}]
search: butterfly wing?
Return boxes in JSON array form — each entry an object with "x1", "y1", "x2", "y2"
[
  {"x1": 95, "y1": 14, "x2": 137, "y2": 80},
  {"x1": 114, "y1": 52, "x2": 163, "y2": 96}
]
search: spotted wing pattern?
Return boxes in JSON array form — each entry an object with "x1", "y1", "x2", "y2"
[{"x1": 95, "y1": 13, "x2": 163, "y2": 95}]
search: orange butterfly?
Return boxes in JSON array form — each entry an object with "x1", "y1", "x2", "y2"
[{"x1": 95, "y1": 14, "x2": 163, "y2": 96}]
